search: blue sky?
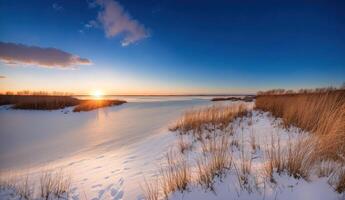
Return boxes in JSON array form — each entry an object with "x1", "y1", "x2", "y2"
[{"x1": 0, "y1": 0, "x2": 344, "y2": 94}]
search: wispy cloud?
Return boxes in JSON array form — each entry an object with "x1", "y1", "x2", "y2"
[
  {"x1": 92, "y1": 0, "x2": 150, "y2": 46},
  {"x1": 52, "y1": 3, "x2": 63, "y2": 11},
  {"x1": 0, "y1": 42, "x2": 91, "y2": 69},
  {"x1": 0, "y1": 75, "x2": 5, "y2": 78}
]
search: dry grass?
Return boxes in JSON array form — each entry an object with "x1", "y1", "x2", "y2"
[
  {"x1": 0, "y1": 174, "x2": 34, "y2": 199},
  {"x1": 170, "y1": 104, "x2": 248, "y2": 135},
  {"x1": 256, "y1": 89, "x2": 345, "y2": 160},
  {"x1": 160, "y1": 151, "x2": 191, "y2": 199},
  {"x1": 264, "y1": 134, "x2": 285, "y2": 180},
  {"x1": 73, "y1": 99, "x2": 126, "y2": 112},
  {"x1": 0, "y1": 95, "x2": 80, "y2": 110},
  {"x1": 16, "y1": 176, "x2": 33, "y2": 200},
  {"x1": 197, "y1": 135, "x2": 232, "y2": 190},
  {"x1": 257, "y1": 89, "x2": 345, "y2": 192},
  {"x1": 0, "y1": 170, "x2": 71, "y2": 200},
  {"x1": 177, "y1": 135, "x2": 192, "y2": 154},
  {"x1": 234, "y1": 158, "x2": 252, "y2": 192},
  {"x1": 336, "y1": 170, "x2": 345, "y2": 193},
  {"x1": 39, "y1": 170, "x2": 71, "y2": 199},
  {"x1": 141, "y1": 178, "x2": 159, "y2": 200},
  {"x1": 285, "y1": 138, "x2": 316, "y2": 179}
]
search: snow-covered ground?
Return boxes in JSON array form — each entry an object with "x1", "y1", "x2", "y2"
[
  {"x1": 0, "y1": 100, "x2": 344, "y2": 200},
  {"x1": 168, "y1": 110, "x2": 344, "y2": 200},
  {"x1": 0, "y1": 99, "x2": 212, "y2": 200}
]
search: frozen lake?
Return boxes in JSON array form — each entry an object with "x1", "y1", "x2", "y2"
[{"x1": 0, "y1": 96, "x2": 223, "y2": 199}]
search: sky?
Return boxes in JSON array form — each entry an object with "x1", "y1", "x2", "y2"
[{"x1": 0, "y1": 0, "x2": 344, "y2": 95}]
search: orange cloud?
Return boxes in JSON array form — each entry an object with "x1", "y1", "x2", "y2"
[{"x1": 0, "y1": 42, "x2": 92, "y2": 69}]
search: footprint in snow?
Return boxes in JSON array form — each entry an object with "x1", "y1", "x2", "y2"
[
  {"x1": 71, "y1": 187, "x2": 78, "y2": 193},
  {"x1": 131, "y1": 171, "x2": 143, "y2": 177},
  {"x1": 98, "y1": 189, "x2": 105, "y2": 199},
  {"x1": 126, "y1": 155, "x2": 137, "y2": 160},
  {"x1": 136, "y1": 194, "x2": 145, "y2": 200},
  {"x1": 111, "y1": 188, "x2": 118, "y2": 197},
  {"x1": 113, "y1": 191, "x2": 124, "y2": 200},
  {"x1": 123, "y1": 160, "x2": 130, "y2": 164},
  {"x1": 118, "y1": 178, "x2": 124, "y2": 186},
  {"x1": 91, "y1": 184, "x2": 102, "y2": 188}
]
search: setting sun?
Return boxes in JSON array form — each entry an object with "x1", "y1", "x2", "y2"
[{"x1": 91, "y1": 90, "x2": 104, "y2": 99}]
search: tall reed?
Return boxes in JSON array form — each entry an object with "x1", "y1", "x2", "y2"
[{"x1": 256, "y1": 89, "x2": 345, "y2": 160}]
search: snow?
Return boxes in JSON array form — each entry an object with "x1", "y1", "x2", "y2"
[
  {"x1": 0, "y1": 100, "x2": 344, "y2": 200},
  {"x1": 0, "y1": 99, "x2": 211, "y2": 200},
  {"x1": 168, "y1": 110, "x2": 344, "y2": 200}
]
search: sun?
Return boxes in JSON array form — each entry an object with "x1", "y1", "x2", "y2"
[{"x1": 91, "y1": 90, "x2": 104, "y2": 99}]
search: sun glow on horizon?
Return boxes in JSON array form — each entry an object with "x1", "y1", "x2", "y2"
[{"x1": 91, "y1": 90, "x2": 104, "y2": 99}]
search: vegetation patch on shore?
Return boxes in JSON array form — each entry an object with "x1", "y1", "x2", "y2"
[
  {"x1": 211, "y1": 95, "x2": 255, "y2": 102},
  {"x1": 0, "y1": 94, "x2": 126, "y2": 112},
  {"x1": 143, "y1": 88, "x2": 345, "y2": 200},
  {"x1": 73, "y1": 99, "x2": 126, "y2": 112}
]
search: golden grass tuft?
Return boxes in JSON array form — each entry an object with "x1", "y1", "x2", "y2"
[
  {"x1": 141, "y1": 178, "x2": 159, "y2": 200},
  {"x1": 170, "y1": 104, "x2": 248, "y2": 135},
  {"x1": 39, "y1": 170, "x2": 71, "y2": 199},
  {"x1": 160, "y1": 151, "x2": 191, "y2": 199},
  {"x1": 197, "y1": 135, "x2": 232, "y2": 190},
  {"x1": 285, "y1": 138, "x2": 316, "y2": 179}
]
